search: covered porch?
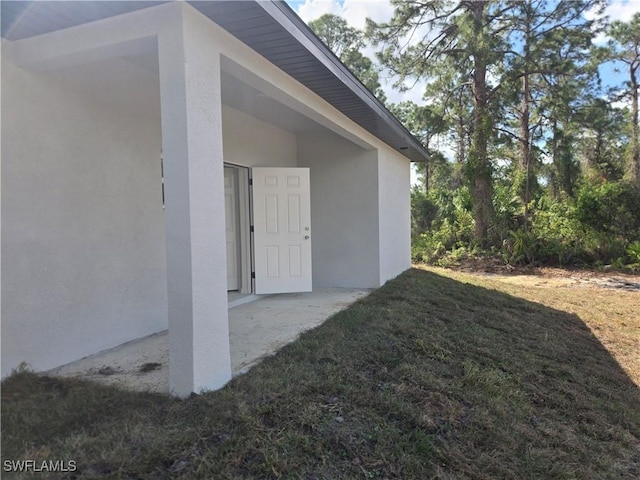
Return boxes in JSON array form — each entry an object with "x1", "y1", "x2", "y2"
[
  {"x1": 47, "y1": 288, "x2": 370, "y2": 394},
  {"x1": 2, "y1": 1, "x2": 415, "y2": 398}
]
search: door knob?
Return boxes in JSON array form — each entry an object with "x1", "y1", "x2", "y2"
[{"x1": 305, "y1": 235, "x2": 310, "y2": 240}]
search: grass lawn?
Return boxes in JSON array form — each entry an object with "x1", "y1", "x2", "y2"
[{"x1": 2, "y1": 268, "x2": 639, "y2": 479}]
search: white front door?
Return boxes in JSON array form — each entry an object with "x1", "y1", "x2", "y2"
[
  {"x1": 224, "y1": 167, "x2": 240, "y2": 291},
  {"x1": 252, "y1": 167, "x2": 312, "y2": 294}
]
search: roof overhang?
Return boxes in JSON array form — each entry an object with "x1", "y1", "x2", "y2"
[{"x1": 1, "y1": 1, "x2": 429, "y2": 162}]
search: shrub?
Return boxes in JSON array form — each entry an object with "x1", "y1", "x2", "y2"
[
  {"x1": 626, "y1": 241, "x2": 640, "y2": 268},
  {"x1": 503, "y1": 228, "x2": 537, "y2": 265},
  {"x1": 574, "y1": 180, "x2": 640, "y2": 239}
]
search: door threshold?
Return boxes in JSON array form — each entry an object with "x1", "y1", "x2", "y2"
[{"x1": 228, "y1": 293, "x2": 261, "y2": 309}]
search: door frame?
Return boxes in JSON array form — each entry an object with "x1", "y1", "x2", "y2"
[
  {"x1": 224, "y1": 163, "x2": 252, "y2": 294},
  {"x1": 223, "y1": 163, "x2": 313, "y2": 296}
]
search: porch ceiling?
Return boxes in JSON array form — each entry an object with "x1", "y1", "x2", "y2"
[
  {"x1": 1, "y1": 0, "x2": 429, "y2": 162},
  {"x1": 221, "y1": 71, "x2": 324, "y2": 134}
]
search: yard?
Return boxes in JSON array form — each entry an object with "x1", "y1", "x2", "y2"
[{"x1": 2, "y1": 267, "x2": 639, "y2": 479}]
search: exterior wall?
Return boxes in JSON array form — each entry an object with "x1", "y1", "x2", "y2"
[
  {"x1": 377, "y1": 145, "x2": 412, "y2": 284},
  {"x1": 222, "y1": 105, "x2": 297, "y2": 168},
  {"x1": 1, "y1": 1, "x2": 415, "y2": 380},
  {"x1": 158, "y1": 5, "x2": 231, "y2": 395},
  {"x1": 298, "y1": 131, "x2": 380, "y2": 288},
  {"x1": 1, "y1": 52, "x2": 165, "y2": 376}
]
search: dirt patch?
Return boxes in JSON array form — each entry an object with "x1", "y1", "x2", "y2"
[
  {"x1": 437, "y1": 256, "x2": 640, "y2": 291},
  {"x1": 139, "y1": 362, "x2": 162, "y2": 373}
]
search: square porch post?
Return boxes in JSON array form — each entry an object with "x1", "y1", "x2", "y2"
[{"x1": 158, "y1": 11, "x2": 231, "y2": 397}]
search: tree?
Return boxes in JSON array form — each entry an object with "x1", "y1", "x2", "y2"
[
  {"x1": 309, "y1": 14, "x2": 386, "y2": 102},
  {"x1": 501, "y1": 0, "x2": 604, "y2": 227},
  {"x1": 368, "y1": 1, "x2": 509, "y2": 246},
  {"x1": 609, "y1": 13, "x2": 640, "y2": 183},
  {"x1": 390, "y1": 101, "x2": 448, "y2": 192},
  {"x1": 577, "y1": 98, "x2": 628, "y2": 181},
  {"x1": 421, "y1": 59, "x2": 474, "y2": 181}
]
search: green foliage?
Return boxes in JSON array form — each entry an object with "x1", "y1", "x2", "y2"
[
  {"x1": 309, "y1": 13, "x2": 386, "y2": 102},
  {"x1": 411, "y1": 187, "x2": 438, "y2": 234},
  {"x1": 608, "y1": 13, "x2": 640, "y2": 182},
  {"x1": 360, "y1": 0, "x2": 636, "y2": 266},
  {"x1": 411, "y1": 186, "x2": 475, "y2": 263},
  {"x1": 413, "y1": 176, "x2": 640, "y2": 267},
  {"x1": 493, "y1": 177, "x2": 523, "y2": 235},
  {"x1": 626, "y1": 241, "x2": 640, "y2": 268},
  {"x1": 529, "y1": 197, "x2": 586, "y2": 265},
  {"x1": 505, "y1": 229, "x2": 537, "y2": 265},
  {"x1": 577, "y1": 99, "x2": 629, "y2": 181},
  {"x1": 574, "y1": 180, "x2": 640, "y2": 239}
]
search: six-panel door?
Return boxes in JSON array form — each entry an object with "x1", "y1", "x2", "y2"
[{"x1": 252, "y1": 167, "x2": 312, "y2": 294}]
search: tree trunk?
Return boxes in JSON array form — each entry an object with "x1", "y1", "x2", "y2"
[
  {"x1": 468, "y1": 1, "x2": 494, "y2": 246},
  {"x1": 457, "y1": 116, "x2": 466, "y2": 165},
  {"x1": 631, "y1": 64, "x2": 639, "y2": 182},
  {"x1": 519, "y1": 14, "x2": 533, "y2": 232},
  {"x1": 520, "y1": 73, "x2": 531, "y2": 232}
]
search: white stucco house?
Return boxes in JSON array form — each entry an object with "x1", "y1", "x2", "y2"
[{"x1": 1, "y1": 1, "x2": 428, "y2": 396}]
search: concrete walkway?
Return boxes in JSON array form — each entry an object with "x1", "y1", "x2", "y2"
[{"x1": 47, "y1": 288, "x2": 370, "y2": 394}]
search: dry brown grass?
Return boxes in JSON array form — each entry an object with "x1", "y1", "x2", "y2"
[
  {"x1": 422, "y1": 266, "x2": 640, "y2": 385},
  {"x1": 2, "y1": 268, "x2": 639, "y2": 479}
]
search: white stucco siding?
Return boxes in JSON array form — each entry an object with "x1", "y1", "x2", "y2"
[
  {"x1": 1, "y1": 54, "x2": 165, "y2": 376},
  {"x1": 377, "y1": 146, "x2": 412, "y2": 284},
  {"x1": 159, "y1": 5, "x2": 232, "y2": 395},
  {"x1": 1, "y1": 1, "x2": 416, "y2": 386},
  {"x1": 298, "y1": 132, "x2": 380, "y2": 288},
  {"x1": 222, "y1": 105, "x2": 297, "y2": 168}
]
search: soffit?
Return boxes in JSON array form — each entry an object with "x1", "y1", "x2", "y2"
[{"x1": 1, "y1": 0, "x2": 428, "y2": 162}]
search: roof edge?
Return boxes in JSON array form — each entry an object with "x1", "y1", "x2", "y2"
[{"x1": 257, "y1": 1, "x2": 429, "y2": 162}]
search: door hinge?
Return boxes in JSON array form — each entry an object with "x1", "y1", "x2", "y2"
[
  {"x1": 250, "y1": 225, "x2": 254, "y2": 233},
  {"x1": 251, "y1": 272, "x2": 256, "y2": 279},
  {"x1": 249, "y1": 178, "x2": 253, "y2": 186}
]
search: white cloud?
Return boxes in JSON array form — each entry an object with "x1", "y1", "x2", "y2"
[
  {"x1": 605, "y1": 0, "x2": 640, "y2": 21},
  {"x1": 383, "y1": 78, "x2": 428, "y2": 105},
  {"x1": 587, "y1": 0, "x2": 640, "y2": 45},
  {"x1": 296, "y1": 0, "x2": 343, "y2": 22},
  {"x1": 296, "y1": 0, "x2": 393, "y2": 29},
  {"x1": 294, "y1": 0, "x2": 428, "y2": 104},
  {"x1": 341, "y1": 0, "x2": 394, "y2": 29}
]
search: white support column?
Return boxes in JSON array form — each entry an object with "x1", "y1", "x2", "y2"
[{"x1": 158, "y1": 7, "x2": 231, "y2": 397}]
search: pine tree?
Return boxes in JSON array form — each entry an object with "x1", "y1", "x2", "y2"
[{"x1": 609, "y1": 13, "x2": 640, "y2": 183}]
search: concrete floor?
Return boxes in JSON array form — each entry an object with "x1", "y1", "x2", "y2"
[{"x1": 47, "y1": 288, "x2": 370, "y2": 394}]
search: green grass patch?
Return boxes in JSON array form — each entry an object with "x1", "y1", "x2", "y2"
[{"x1": 2, "y1": 269, "x2": 639, "y2": 479}]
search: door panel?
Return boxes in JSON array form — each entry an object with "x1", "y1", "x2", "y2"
[{"x1": 252, "y1": 167, "x2": 312, "y2": 294}]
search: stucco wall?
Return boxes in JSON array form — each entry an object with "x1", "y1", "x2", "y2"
[
  {"x1": 298, "y1": 131, "x2": 380, "y2": 288},
  {"x1": 222, "y1": 105, "x2": 297, "y2": 168},
  {"x1": 1, "y1": 1, "x2": 415, "y2": 379},
  {"x1": 1, "y1": 53, "x2": 166, "y2": 376},
  {"x1": 377, "y1": 146, "x2": 412, "y2": 284}
]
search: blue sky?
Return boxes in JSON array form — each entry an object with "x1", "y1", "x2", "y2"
[
  {"x1": 287, "y1": 0, "x2": 640, "y2": 106},
  {"x1": 287, "y1": 0, "x2": 639, "y2": 183}
]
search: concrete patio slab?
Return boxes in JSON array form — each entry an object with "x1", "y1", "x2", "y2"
[{"x1": 46, "y1": 288, "x2": 370, "y2": 394}]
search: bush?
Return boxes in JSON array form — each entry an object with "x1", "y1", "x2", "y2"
[
  {"x1": 574, "y1": 181, "x2": 640, "y2": 239},
  {"x1": 411, "y1": 187, "x2": 439, "y2": 234},
  {"x1": 410, "y1": 174, "x2": 639, "y2": 267},
  {"x1": 625, "y1": 241, "x2": 640, "y2": 269},
  {"x1": 411, "y1": 186, "x2": 475, "y2": 264},
  {"x1": 504, "y1": 229, "x2": 537, "y2": 265},
  {"x1": 529, "y1": 198, "x2": 587, "y2": 265}
]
